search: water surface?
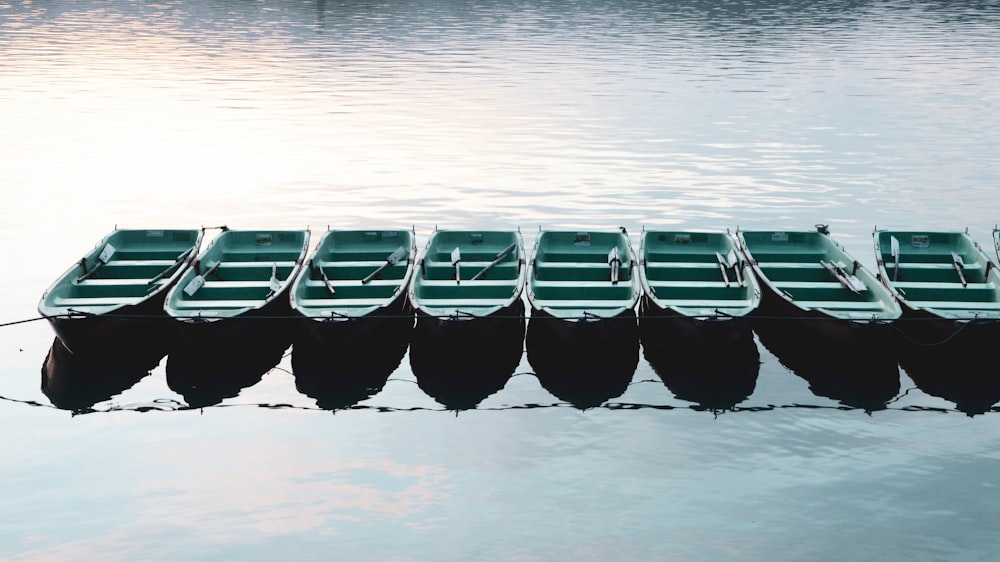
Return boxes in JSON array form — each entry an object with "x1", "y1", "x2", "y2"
[{"x1": 3, "y1": 1, "x2": 1000, "y2": 560}]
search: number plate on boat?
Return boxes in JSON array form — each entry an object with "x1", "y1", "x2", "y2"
[
  {"x1": 911, "y1": 234, "x2": 929, "y2": 249},
  {"x1": 673, "y1": 234, "x2": 691, "y2": 244},
  {"x1": 146, "y1": 230, "x2": 164, "y2": 237},
  {"x1": 771, "y1": 232, "x2": 789, "y2": 242}
]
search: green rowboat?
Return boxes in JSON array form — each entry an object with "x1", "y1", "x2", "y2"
[
  {"x1": 638, "y1": 230, "x2": 761, "y2": 347},
  {"x1": 164, "y1": 229, "x2": 310, "y2": 322},
  {"x1": 38, "y1": 228, "x2": 203, "y2": 357},
  {"x1": 874, "y1": 229, "x2": 1000, "y2": 345},
  {"x1": 738, "y1": 228, "x2": 900, "y2": 345},
  {"x1": 526, "y1": 229, "x2": 641, "y2": 321}
]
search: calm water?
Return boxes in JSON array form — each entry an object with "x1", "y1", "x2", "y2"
[{"x1": 3, "y1": 0, "x2": 1000, "y2": 559}]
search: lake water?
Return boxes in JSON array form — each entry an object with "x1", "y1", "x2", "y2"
[{"x1": 3, "y1": 0, "x2": 1000, "y2": 559}]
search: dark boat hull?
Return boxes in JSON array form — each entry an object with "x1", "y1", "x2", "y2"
[
  {"x1": 526, "y1": 307, "x2": 639, "y2": 409},
  {"x1": 46, "y1": 293, "x2": 173, "y2": 360},
  {"x1": 754, "y1": 284, "x2": 898, "y2": 348},
  {"x1": 894, "y1": 304, "x2": 1000, "y2": 348},
  {"x1": 639, "y1": 294, "x2": 753, "y2": 350},
  {"x1": 409, "y1": 300, "x2": 525, "y2": 410}
]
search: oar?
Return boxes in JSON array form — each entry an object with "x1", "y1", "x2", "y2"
[
  {"x1": 608, "y1": 247, "x2": 621, "y2": 285},
  {"x1": 452, "y1": 247, "x2": 462, "y2": 284},
  {"x1": 890, "y1": 235, "x2": 901, "y2": 281},
  {"x1": 727, "y1": 249, "x2": 744, "y2": 286},
  {"x1": 362, "y1": 246, "x2": 408, "y2": 284},
  {"x1": 312, "y1": 260, "x2": 336, "y2": 296},
  {"x1": 147, "y1": 246, "x2": 195, "y2": 286},
  {"x1": 75, "y1": 243, "x2": 117, "y2": 282},
  {"x1": 472, "y1": 243, "x2": 517, "y2": 281},
  {"x1": 820, "y1": 259, "x2": 867, "y2": 294},
  {"x1": 182, "y1": 260, "x2": 221, "y2": 296},
  {"x1": 951, "y1": 251, "x2": 968, "y2": 287},
  {"x1": 715, "y1": 252, "x2": 732, "y2": 287}
]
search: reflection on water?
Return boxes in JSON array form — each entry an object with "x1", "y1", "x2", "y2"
[
  {"x1": 526, "y1": 314, "x2": 639, "y2": 409},
  {"x1": 899, "y1": 342, "x2": 1000, "y2": 416},
  {"x1": 643, "y1": 331, "x2": 760, "y2": 411},
  {"x1": 40, "y1": 337, "x2": 157, "y2": 412},
  {"x1": 756, "y1": 320, "x2": 901, "y2": 412}
]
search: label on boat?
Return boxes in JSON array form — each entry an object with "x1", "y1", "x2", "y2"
[
  {"x1": 98, "y1": 243, "x2": 116, "y2": 264},
  {"x1": 673, "y1": 234, "x2": 691, "y2": 244},
  {"x1": 255, "y1": 233, "x2": 273, "y2": 246},
  {"x1": 771, "y1": 232, "x2": 789, "y2": 242},
  {"x1": 183, "y1": 275, "x2": 205, "y2": 296},
  {"x1": 146, "y1": 230, "x2": 164, "y2": 238},
  {"x1": 911, "y1": 234, "x2": 929, "y2": 249},
  {"x1": 382, "y1": 231, "x2": 398, "y2": 238},
  {"x1": 574, "y1": 232, "x2": 591, "y2": 246}
]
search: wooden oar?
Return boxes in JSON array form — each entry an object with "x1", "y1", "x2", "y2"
[
  {"x1": 472, "y1": 243, "x2": 517, "y2": 281},
  {"x1": 146, "y1": 246, "x2": 195, "y2": 286},
  {"x1": 75, "y1": 243, "x2": 117, "y2": 283},
  {"x1": 452, "y1": 247, "x2": 462, "y2": 284},
  {"x1": 608, "y1": 247, "x2": 621, "y2": 285},
  {"x1": 313, "y1": 261, "x2": 336, "y2": 296},
  {"x1": 362, "y1": 246, "x2": 408, "y2": 284},
  {"x1": 715, "y1": 252, "x2": 732, "y2": 287},
  {"x1": 951, "y1": 251, "x2": 968, "y2": 287},
  {"x1": 890, "y1": 236, "x2": 901, "y2": 281},
  {"x1": 182, "y1": 260, "x2": 221, "y2": 296},
  {"x1": 820, "y1": 259, "x2": 867, "y2": 294}
]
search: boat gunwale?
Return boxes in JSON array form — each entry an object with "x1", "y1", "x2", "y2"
[
  {"x1": 638, "y1": 229, "x2": 761, "y2": 319},
  {"x1": 409, "y1": 229, "x2": 527, "y2": 319},
  {"x1": 527, "y1": 229, "x2": 641, "y2": 319},
  {"x1": 291, "y1": 229, "x2": 418, "y2": 320},
  {"x1": 738, "y1": 228, "x2": 901, "y2": 321},
  {"x1": 874, "y1": 228, "x2": 1000, "y2": 320},
  {"x1": 164, "y1": 229, "x2": 310, "y2": 321},
  {"x1": 38, "y1": 228, "x2": 205, "y2": 318}
]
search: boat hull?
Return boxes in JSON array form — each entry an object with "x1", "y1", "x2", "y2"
[
  {"x1": 753, "y1": 285, "x2": 898, "y2": 348},
  {"x1": 639, "y1": 295, "x2": 753, "y2": 350},
  {"x1": 46, "y1": 294, "x2": 174, "y2": 361},
  {"x1": 409, "y1": 300, "x2": 525, "y2": 409}
]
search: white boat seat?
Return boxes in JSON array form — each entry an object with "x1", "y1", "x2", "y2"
[
  {"x1": 54, "y1": 297, "x2": 146, "y2": 307},
  {"x1": 793, "y1": 300, "x2": 889, "y2": 311},
  {"x1": 906, "y1": 301, "x2": 1000, "y2": 311}
]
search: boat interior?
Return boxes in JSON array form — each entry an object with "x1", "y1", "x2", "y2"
[
  {"x1": 530, "y1": 231, "x2": 636, "y2": 313},
  {"x1": 640, "y1": 232, "x2": 756, "y2": 311},
  {"x1": 47, "y1": 230, "x2": 201, "y2": 309},
  {"x1": 295, "y1": 230, "x2": 414, "y2": 315},
  {"x1": 412, "y1": 231, "x2": 523, "y2": 313}
]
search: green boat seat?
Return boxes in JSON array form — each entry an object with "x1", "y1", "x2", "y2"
[{"x1": 169, "y1": 300, "x2": 263, "y2": 309}]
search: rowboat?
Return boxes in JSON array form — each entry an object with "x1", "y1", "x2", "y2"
[
  {"x1": 737, "y1": 227, "x2": 901, "y2": 346},
  {"x1": 291, "y1": 230, "x2": 415, "y2": 349},
  {"x1": 874, "y1": 229, "x2": 1000, "y2": 346},
  {"x1": 290, "y1": 229, "x2": 416, "y2": 393},
  {"x1": 164, "y1": 229, "x2": 309, "y2": 349},
  {"x1": 638, "y1": 229, "x2": 761, "y2": 349},
  {"x1": 408, "y1": 230, "x2": 526, "y2": 408},
  {"x1": 38, "y1": 228, "x2": 203, "y2": 358},
  {"x1": 525, "y1": 229, "x2": 641, "y2": 394}
]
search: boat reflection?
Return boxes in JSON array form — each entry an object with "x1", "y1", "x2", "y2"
[
  {"x1": 755, "y1": 319, "x2": 901, "y2": 412},
  {"x1": 527, "y1": 314, "x2": 639, "y2": 409},
  {"x1": 643, "y1": 331, "x2": 760, "y2": 410},
  {"x1": 291, "y1": 325, "x2": 410, "y2": 410},
  {"x1": 409, "y1": 309, "x2": 525, "y2": 410},
  {"x1": 40, "y1": 337, "x2": 160, "y2": 412},
  {"x1": 899, "y1": 341, "x2": 1000, "y2": 416},
  {"x1": 165, "y1": 320, "x2": 292, "y2": 408}
]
